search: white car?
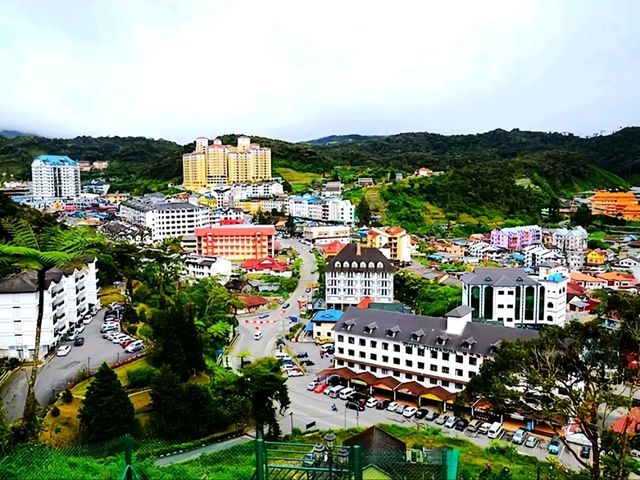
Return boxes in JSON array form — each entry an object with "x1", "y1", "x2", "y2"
[
  {"x1": 403, "y1": 406, "x2": 418, "y2": 418},
  {"x1": 444, "y1": 416, "x2": 457, "y2": 428},
  {"x1": 253, "y1": 330, "x2": 263, "y2": 341},
  {"x1": 124, "y1": 340, "x2": 144, "y2": 353},
  {"x1": 82, "y1": 315, "x2": 93, "y2": 325},
  {"x1": 56, "y1": 345, "x2": 72, "y2": 357},
  {"x1": 118, "y1": 335, "x2": 133, "y2": 345},
  {"x1": 76, "y1": 324, "x2": 85, "y2": 334},
  {"x1": 112, "y1": 334, "x2": 130, "y2": 344},
  {"x1": 386, "y1": 401, "x2": 399, "y2": 412},
  {"x1": 307, "y1": 380, "x2": 319, "y2": 391},
  {"x1": 287, "y1": 369, "x2": 304, "y2": 377},
  {"x1": 366, "y1": 398, "x2": 379, "y2": 408}
]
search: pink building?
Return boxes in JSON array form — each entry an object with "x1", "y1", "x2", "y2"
[{"x1": 490, "y1": 225, "x2": 542, "y2": 251}]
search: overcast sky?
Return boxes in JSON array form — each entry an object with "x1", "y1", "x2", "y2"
[{"x1": 1, "y1": 0, "x2": 639, "y2": 144}]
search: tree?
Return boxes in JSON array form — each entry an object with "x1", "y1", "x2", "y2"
[
  {"x1": 462, "y1": 320, "x2": 639, "y2": 480},
  {"x1": 78, "y1": 363, "x2": 137, "y2": 443},
  {"x1": 547, "y1": 197, "x2": 561, "y2": 223},
  {"x1": 356, "y1": 199, "x2": 372, "y2": 226},
  {"x1": 238, "y1": 357, "x2": 290, "y2": 439},
  {"x1": 573, "y1": 204, "x2": 593, "y2": 227},
  {"x1": 0, "y1": 405, "x2": 12, "y2": 455},
  {"x1": 0, "y1": 219, "x2": 101, "y2": 439},
  {"x1": 285, "y1": 215, "x2": 296, "y2": 237},
  {"x1": 281, "y1": 180, "x2": 293, "y2": 193}
]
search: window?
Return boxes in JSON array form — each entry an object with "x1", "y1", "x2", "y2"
[
  {"x1": 498, "y1": 304, "x2": 504, "y2": 309},
  {"x1": 508, "y1": 290, "x2": 514, "y2": 295},
  {"x1": 547, "y1": 302, "x2": 553, "y2": 308},
  {"x1": 430, "y1": 378, "x2": 437, "y2": 385},
  {"x1": 381, "y1": 369, "x2": 388, "y2": 375},
  {"x1": 442, "y1": 367, "x2": 450, "y2": 374},
  {"x1": 498, "y1": 290, "x2": 504, "y2": 295},
  {"x1": 456, "y1": 355, "x2": 463, "y2": 363},
  {"x1": 507, "y1": 305, "x2": 513, "y2": 309},
  {"x1": 441, "y1": 381, "x2": 449, "y2": 387},
  {"x1": 469, "y1": 372, "x2": 476, "y2": 379},
  {"x1": 393, "y1": 344, "x2": 400, "y2": 352},
  {"x1": 338, "y1": 347, "x2": 344, "y2": 354},
  {"x1": 370, "y1": 353, "x2": 377, "y2": 361},
  {"x1": 359, "y1": 339, "x2": 365, "y2": 346},
  {"x1": 13, "y1": 320, "x2": 21, "y2": 331},
  {"x1": 455, "y1": 383, "x2": 463, "y2": 390},
  {"x1": 382, "y1": 355, "x2": 389, "y2": 363},
  {"x1": 382, "y1": 342, "x2": 389, "y2": 351},
  {"x1": 370, "y1": 366, "x2": 377, "y2": 373},
  {"x1": 417, "y1": 347, "x2": 425, "y2": 357},
  {"x1": 359, "y1": 352, "x2": 365, "y2": 358},
  {"x1": 405, "y1": 360, "x2": 413, "y2": 367},
  {"x1": 393, "y1": 358, "x2": 400, "y2": 365},
  {"x1": 370, "y1": 340, "x2": 377, "y2": 348},
  {"x1": 430, "y1": 350, "x2": 438, "y2": 359},
  {"x1": 392, "y1": 371, "x2": 400, "y2": 377},
  {"x1": 418, "y1": 362, "x2": 425, "y2": 369},
  {"x1": 417, "y1": 375, "x2": 424, "y2": 382},
  {"x1": 455, "y1": 369, "x2": 463, "y2": 377},
  {"x1": 442, "y1": 353, "x2": 449, "y2": 361},
  {"x1": 469, "y1": 357, "x2": 477, "y2": 366},
  {"x1": 348, "y1": 349, "x2": 354, "y2": 356},
  {"x1": 348, "y1": 337, "x2": 354, "y2": 344},
  {"x1": 348, "y1": 362, "x2": 355, "y2": 368},
  {"x1": 405, "y1": 373, "x2": 413, "y2": 380},
  {"x1": 405, "y1": 345, "x2": 413, "y2": 355},
  {"x1": 337, "y1": 359, "x2": 344, "y2": 366},
  {"x1": 430, "y1": 365, "x2": 438, "y2": 372}
]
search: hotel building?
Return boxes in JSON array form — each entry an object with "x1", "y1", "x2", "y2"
[
  {"x1": 195, "y1": 225, "x2": 276, "y2": 261},
  {"x1": 31, "y1": 155, "x2": 81, "y2": 200}
]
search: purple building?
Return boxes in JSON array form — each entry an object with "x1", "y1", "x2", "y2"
[{"x1": 490, "y1": 225, "x2": 542, "y2": 251}]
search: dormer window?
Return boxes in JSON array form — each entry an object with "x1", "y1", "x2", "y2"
[
  {"x1": 516, "y1": 276, "x2": 523, "y2": 282},
  {"x1": 334, "y1": 261, "x2": 341, "y2": 268},
  {"x1": 352, "y1": 261, "x2": 358, "y2": 268},
  {"x1": 342, "y1": 320, "x2": 355, "y2": 331},
  {"x1": 368, "y1": 262, "x2": 374, "y2": 268},
  {"x1": 386, "y1": 325, "x2": 400, "y2": 338},
  {"x1": 363, "y1": 322, "x2": 377, "y2": 335},
  {"x1": 461, "y1": 336, "x2": 477, "y2": 350},
  {"x1": 489, "y1": 340, "x2": 502, "y2": 354},
  {"x1": 410, "y1": 329, "x2": 425, "y2": 342},
  {"x1": 484, "y1": 276, "x2": 492, "y2": 282},
  {"x1": 377, "y1": 262, "x2": 384, "y2": 269},
  {"x1": 436, "y1": 334, "x2": 449, "y2": 346},
  {"x1": 360, "y1": 261, "x2": 366, "y2": 268}
]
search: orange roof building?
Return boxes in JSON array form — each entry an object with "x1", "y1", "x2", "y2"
[
  {"x1": 597, "y1": 272, "x2": 637, "y2": 290},
  {"x1": 320, "y1": 240, "x2": 348, "y2": 257},
  {"x1": 591, "y1": 191, "x2": 640, "y2": 221},
  {"x1": 195, "y1": 225, "x2": 276, "y2": 261}
]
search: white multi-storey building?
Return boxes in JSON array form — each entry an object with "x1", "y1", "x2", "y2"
[
  {"x1": 182, "y1": 254, "x2": 232, "y2": 283},
  {"x1": 332, "y1": 306, "x2": 538, "y2": 393},
  {"x1": 303, "y1": 225, "x2": 352, "y2": 245},
  {"x1": 461, "y1": 267, "x2": 568, "y2": 328},
  {"x1": 228, "y1": 182, "x2": 284, "y2": 202},
  {"x1": 552, "y1": 226, "x2": 588, "y2": 252},
  {"x1": 287, "y1": 195, "x2": 355, "y2": 225},
  {"x1": 31, "y1": 155, "x2": 81, "y2": 200},
  {"x1": 325, "y1": 244, "x2": 395, "y2": 309},
  {"x1": 0, "y1": 259, "x2": 99, "y2": 360},
  {"x1": 523, "y1": 245, "x2": 565, "y2": 270},
  {"x1": 119, "y1": 200, "x2": 211, "y2": 242}
]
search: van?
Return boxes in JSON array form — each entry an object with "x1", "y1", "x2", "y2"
[
  {"x1": 328, "y1": 385, "x2": 345, "y2": 398},
  {"x1": 100, "y1": 323, "x2": 119, "y2": 334},
  {"x1": 467, "y1": 419, "x2": 483, "y2": 433},
  {"x1": 253, "y1": 330, "x2": 263, "y2": 341},
  {"x1": 124, "y1": 340, "x2": 144, "y2": 353},
  {"x1": 339, "y1": 387, "x2": 355, "y2": 400},
  {"x1": 274, "y1": 351, "x2": 291, "y2": 360},
  {"x1": 487, "y1": 422, "x2": 503, "y2": 439}
]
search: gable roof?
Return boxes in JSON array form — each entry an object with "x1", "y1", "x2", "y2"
[
  {"x1": 0, "y1": 269, "x2": 65, "y2": 294},
  {"x1": 343, "y1": 426, "x2": 406, "y2": 452},
  {"x1": 326, "y1": 244, "x2": 395, "y2": 273},
  {"x1": 333, "y1": 306, "x2": 538, "y2": 356},
  {"x1": 461, "y1": 268, "x2": 537, "y2": 287}
]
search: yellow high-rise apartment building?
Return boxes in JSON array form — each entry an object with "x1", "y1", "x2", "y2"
[{"x1": 183, "y1": 136, "x2": 271, "y2": 190}]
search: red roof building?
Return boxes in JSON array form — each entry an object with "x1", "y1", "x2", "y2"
[
  {"x1": 320, "y1": 240, "x2": 348, "y2": 257},
  {"x1": 195, "y1": 225, "x2": 276, "y2": 261},
  {"x1": 240, "y1": 257, "x2": 290, "y2": 273}
]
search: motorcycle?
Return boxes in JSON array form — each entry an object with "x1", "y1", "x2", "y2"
[{"x1": 331, "y1": 403, "x2": 337, "y2": 411}]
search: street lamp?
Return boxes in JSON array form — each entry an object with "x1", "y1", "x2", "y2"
[{"x1": 312, "y1": 432, "x2": 347, "y2": 480}]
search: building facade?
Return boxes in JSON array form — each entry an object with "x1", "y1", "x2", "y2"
[
  {"x1": 326, "y1": 244, "x2": 395, "y2": 309},
  {"x1": 119, "y1": 200, "x2": 211, "y2": 242},
  {"x1": 461, "y1": 267, "x2": 568, "y2": 327},
  {"x1": 590, "y1": 190, "x2": 640, "y2": 220},
  {"x1": 366, "y1": 227, "x2": 413, "y2": 263},
  {"x1": 183, "y1": 136, "x2": 272, "y2": 190},
  {"x1": 31, "y1": 155, "x2": 81, "y2": 200},
  {"x1": 0, "y1": 260, "x2": 99, "y2": 360},
  {"x1": 490, "y1": 225, "x2": 542, "y2": 251},
  {"x1": 332, "y1": 306, "x2": 538, "y2": 393},
  {"x1": 303, "y1": 225, "x2": 352, "y2": 245},
  {"x1": 195, "y1": 225, "x2": 276, "y2": 261},
  {"x1": 182, "y1": 254, "x2": 232, "y2": 282},
  {"x1": 287, "y1": 195, "x2": 355, "y2": 224}
]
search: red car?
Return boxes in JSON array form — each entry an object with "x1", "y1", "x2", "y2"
[{"x1": 313, "y1": 382, "x2": 328, "y2": 394}]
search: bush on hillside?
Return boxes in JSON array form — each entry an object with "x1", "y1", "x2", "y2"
[{"x1": 126, "y1": 366, "x2": 157, "y2": 389}]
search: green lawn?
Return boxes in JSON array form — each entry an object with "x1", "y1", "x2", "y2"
[
  {"x1": 588, "y1": 230, "x2": 606, "y2": 241},
  {"x1": 72, "y1": 357, "x2": 150, "y2": 397},
  {"x1": 275, "y1": 168, "x2": 322, "y2": 192}
]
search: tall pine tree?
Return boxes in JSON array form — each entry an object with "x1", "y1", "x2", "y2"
[{"x1": 78, "y1": 363, "x2": 137, "y2": 443}]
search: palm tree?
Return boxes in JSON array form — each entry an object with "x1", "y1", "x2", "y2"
[{"x1": 0, "y1": 219, "x2": 101, "y2": 439}]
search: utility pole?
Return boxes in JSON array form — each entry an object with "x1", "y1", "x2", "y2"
[{"x1": 290, "y1": 411, "x2": 294, "y2": 433}]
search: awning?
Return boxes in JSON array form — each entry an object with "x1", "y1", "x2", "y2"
[
  {"x1": 420, "y1": 386, "x2": 457, "y2": 403},
  {"x1": 371, "y1": 376, "x2": 400, "y2": 390},
  {"x1": 351, "y1": 379, "x2": 369, "y2": 386}
]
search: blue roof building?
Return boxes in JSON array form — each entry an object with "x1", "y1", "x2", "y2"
[{"x1": 32, "y1": 155, "x2": 81, "y2": 200}]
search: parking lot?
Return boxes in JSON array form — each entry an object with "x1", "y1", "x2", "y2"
[
  {"x1": 35, "y1": 308, "x2": 138, "y2": 405},
  {"x1": 282, "y1": 338, "x2": 583, "y2": 471}
]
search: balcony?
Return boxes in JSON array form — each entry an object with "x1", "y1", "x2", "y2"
[
  {"x1": 76, "y1": 285, "x2": 86, "y2": 294},
  {"x1": 53, "y1": 298, "x2": 65, "y2": 309}
]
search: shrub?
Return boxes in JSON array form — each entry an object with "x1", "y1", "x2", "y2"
[
  {"x1": 126, "y1": 366, "x2": 157, "y2": 389},
  {"x1": 61, "y1": 388, "x2": 73, "y2": 404},
  {"x1": 486, "y1": 439, "x2": 518, "y2": 460},
  {"x1": 51, "y1": 406, "x2": 60, "y2": 418},
  {"x1": 128, "y1": 324, "x2": 138, "y2": 336},
  {"x1": 7, "y1": 357, "x2": 20, "y2": 370}
]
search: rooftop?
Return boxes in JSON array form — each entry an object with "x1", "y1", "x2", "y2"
[
  {"x1": 326, "y1": 244, "x2": 395, "y2": 273},
  {"x1": 312, "y1": 309, "x2": 344, "y2": 323},
  {"x1": 33, "y1": 155, "x2": 78, "y2": 167},
  {"x1": 461, "y1": 268, "x2": 538, "y2": 287}
]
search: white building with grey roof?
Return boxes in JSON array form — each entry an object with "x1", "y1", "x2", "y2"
[
  {"x1": 461, "y1": 267, "x2": 568, "y2": 328},
  {"x1": 0, "y1": 259, "x2": 98, "y2": 360},
  {"x1": 119, "y1": 200, "x2": 211, "y2": 242},
  {"x1": 325, "y1": 244, "x2": 395, "y2": 309},
  {"x1": 332, "y1": 305, "x2": 538, "y2": 393}
]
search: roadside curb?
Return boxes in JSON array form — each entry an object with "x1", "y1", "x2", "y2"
[{"x1": 0, "y1": 367, "x2": 20, "y2": 390}]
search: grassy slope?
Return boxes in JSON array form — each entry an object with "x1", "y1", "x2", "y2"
[{"x1": 275, "y1": 167, "x2": 323, "y2": 193}]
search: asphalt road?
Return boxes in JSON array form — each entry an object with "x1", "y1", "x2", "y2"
[
  {"x1": 229, "y1": 239, "x2": 317, "y2": 368},
  {"x1": 0, "y1": 308, "x2": 137, "y2": 421}
]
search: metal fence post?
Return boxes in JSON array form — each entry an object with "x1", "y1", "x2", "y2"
[
  {"x1": 352, "y1": 445, "x2": 362, "y2": 480},
  {"x1": 256, "y1": 438, "x2": 266, "y2": 480}
]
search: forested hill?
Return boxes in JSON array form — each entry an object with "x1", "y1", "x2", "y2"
[{"x1": 1, "y1": 127, "x2": 640, "y2": 189}]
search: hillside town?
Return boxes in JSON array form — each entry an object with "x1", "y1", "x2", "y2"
[{"x1": 2, "y1": 134, "x2": 640, "y2": 479}]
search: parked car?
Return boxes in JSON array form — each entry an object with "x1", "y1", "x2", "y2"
[
  {"x1": 56, "y1": 345, "x2": 72, "y2": 357},
  {"x1": 454, "y1": 419, "x2": 469, "y2": 431},
  {"x1": 386, "y1": 401, "x2": 400, "y2": 412},
  {"x1": 414, "y1": 408, "x2": 429, "y2": 420},
  {"x1": 112, "y1": 334, "x2": 130, "y2": 344},
  {"x1": 366, "y1": 398, "x2": 379, "y2": 408},
  {"x1": 444, "y1": 416, "x2": 457, "y2": 428},
  {"x1": 376, "y1": 399, "x2": 391, "y2": 410},
  {"x1": 258, "y1": 313, "x2": 269, "y2": 319},
  {"x1": 580, "y1": 445, "x2": 591, "y2": 459},
  {"x1": 296, "y1": 352, "x2": 308, "y2": 359},
  {"x1": 282, "y1": 303, "x2": 290, "y2": 309},
  {"x1": 82, "y1": 315, "x2": 93, "y2": 325},
  {"x1": 124, "y1": 340, "x2": 144, "y2": 353},
  {"x1": 319, "y1": 343, "x2": 335, "y2": 352},
  {"x1": 287, "y1": 369, "x2": 304, "y2": 377},
  {"x1": 524, "y1": 436, "x2": 539, "y2": 448},
  {"x1": 435, "y1": 415, "x2": 449, "y2": 426},
  {"x1": 512, "y1": 428, "x2": 527, "y2": 445},
  {"x1": 305, "y1": 288, "x2": 311, "y2": 293},
  {"x1": 395, "y1": 404, "x2": 406, "y2": 415},
  {"x1": 74, "y1": 336, "x2": 85, "y2": 347},
  {"x1": 253, "y1": 330, "x2": 263, "y2": 341},
  {"x1": 307, "y1": 380, "x2": 319, "y2": 391},
  {"x1": 76, "y1": 324, "x2": 85, "y2": 334},
  {"x1": 66, "y1": 331, "x2": 79, "y2": 342},
  {"x1": 345, "y1": 401, "x2": 365, "y2": 411},
  {"x1": 403, "y1": 406, "x2": 418, "y2": 418},
  {"x1": 118, "y1": 335, "x2": 133, "y2": 345},
  {"x1": 300, "y1": 359, "x2": 315, "y2": 366},
  {"x1": 467, "y1": 419, "x2": 483, "y2": 433},
  {"x1": 477, "y1": 422, "x2": 492, "y2": 435},
  {"x1": 313, "y1": 383, "x2": 328, "y2": 394},
  {"x1": 425, "y1": 411, "x2": 439, "y2": 422},
  {"x1": 548, "y1": 436, "x2": 561, "y2": 455},
  {"x1": 348, "y1": 392, "x2": 368, "y2": 403}
]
